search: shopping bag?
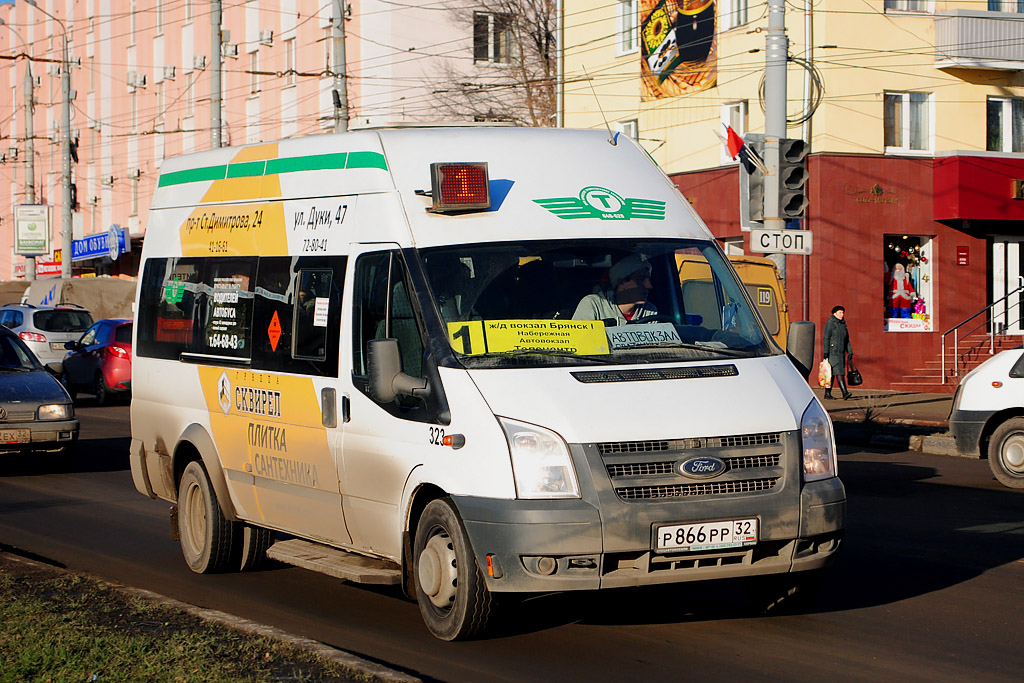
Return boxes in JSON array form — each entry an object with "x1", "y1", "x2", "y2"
[
  {"x1": 847, "y1": 366, "x2": 863, "y2": 386},
  {"x1": 817, "y1": 359, "x2": 832, "y2": 388}
]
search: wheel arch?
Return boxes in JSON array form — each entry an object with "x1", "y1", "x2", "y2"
[
  {"x1": 401, "y1": 482, "x2": 447, "y2": 599},
  {"x1": 173, "y1": 423, "x2": 238, "y2": 522}
]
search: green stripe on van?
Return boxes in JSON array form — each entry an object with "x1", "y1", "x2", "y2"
[
  {"x1": 226, "y1": 160, "x2": 267, "y2": 178},
  {"x1": 158, "y1": 151, "x2": 388, "y2": 187},
  {"x1": 158, "y1": 165, "x2": 228, "y2": 187}
]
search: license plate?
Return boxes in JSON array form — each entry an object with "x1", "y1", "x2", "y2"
[
  {"x1": 0, "y1": 429, "x2": 31, "y2": 444},
  {"x1": 50, "y1": 342, "x2": 65, "y2": 350},
  {"x1": 655, "y1": 518, "x2": 758, "y2": 553}
]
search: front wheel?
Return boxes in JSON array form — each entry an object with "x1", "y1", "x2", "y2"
[
  {"x1": 988, "y1": 418, "x2": 1024, "y2": 489},
  {"x1": 414, "y1": 498, "x2": 493, "y2": 641},
  {"x1": 178, "y1": 461, "x2": 237, "y2": 573},
  {"x1": 60, "y1": 370, "x2": 77, "y2": 401}
]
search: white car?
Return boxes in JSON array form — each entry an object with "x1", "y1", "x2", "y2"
[
  {"x1": 0, "y1": 303, "x2": 94, "y2": 366},
  {"x1": 949, "y1": 347, "x2": 1024, "y2": 489}
]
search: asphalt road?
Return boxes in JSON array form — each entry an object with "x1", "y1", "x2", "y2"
[{"x1": 1, "y1": 401, "x2": 1022, "y2": 681}]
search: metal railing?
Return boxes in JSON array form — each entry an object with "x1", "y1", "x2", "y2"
[{"x1": 941, "y1": 283, "x2": 1024, "y2": 383}]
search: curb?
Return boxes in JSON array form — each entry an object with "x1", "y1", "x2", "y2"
[{"x1": 1, "y1": 551, "x2": 421, "y2": 683}]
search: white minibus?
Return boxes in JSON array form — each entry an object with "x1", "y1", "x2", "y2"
[{"x1": 130, "y1": 128, "x2": 845, "y2": 640}]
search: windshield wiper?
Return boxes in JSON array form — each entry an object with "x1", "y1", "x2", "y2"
[
  {"x1": 615, "y1": 341, "x2": 756, "y2": 358},
  {"x1": 0, "y1": 365, "x2": 32, "y2": 372},
  {"x1": 486, "y1": 349, "x2": 622, "y2": 364}
]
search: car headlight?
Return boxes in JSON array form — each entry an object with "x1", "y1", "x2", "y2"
[
  {"x1": 499, "y1": 417, "x2": 580, "y2": 499},
  {"x1": 800, "y1": 399, "x2": 836, "y2": 481},
  {"x1": 38, "y1": 403, "x2": 73, "y2": 421}
]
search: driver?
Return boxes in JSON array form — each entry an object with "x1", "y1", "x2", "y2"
[{"x1": 572, "y1": 253, "x2": 658, "y2": 326}]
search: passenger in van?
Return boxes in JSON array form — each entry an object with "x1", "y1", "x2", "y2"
[{"x1": 572, "y1": 253, "x2": 659, "y2": 326}]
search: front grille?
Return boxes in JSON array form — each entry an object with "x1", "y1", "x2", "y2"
[
  {"x1": 616, "y1": 477, "x2": 779, "y2": 500},
  {"x1": 607, "y1": 462, "x2": 675, "y2": 477},
  {"x1": 598, "y1": 440, "x2": 669, "y2": 455},
  {"x1": 725, "y1": 454, "x2": 780, "y2": 469},
  {"x1": 709, "y1": 432, "x2": 780, "y2": 448},
  {"x1": 0, "y1": 409, "x2": 34, "y2": 422}
]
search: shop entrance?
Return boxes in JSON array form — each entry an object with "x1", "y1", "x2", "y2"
[{"x1": 991, "y1": 237, "x2": 1024, "y2": 335}]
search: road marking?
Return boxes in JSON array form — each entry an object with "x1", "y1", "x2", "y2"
[{"x1": 957, "y1": 522, "x2": 1024, "y2": 534}]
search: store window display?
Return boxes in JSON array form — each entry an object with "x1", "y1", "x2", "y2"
[{"x1": 884, "y1": 235, "x2": 933, "y2": 332}]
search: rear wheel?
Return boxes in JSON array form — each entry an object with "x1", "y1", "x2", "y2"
[
  {"x1": 988, "y1": 418, "x2": 1024, "y2": 489},
  {"x1": 94, "y1": 373, "x2": 109, "y2": 406},
  {"x1": 177, "y1": 461, "x2": 237, "y2": 573},
  {"x1": 60, "y1": 370, "x2": 77, "y2": 400},
  {"x1": 414, "y1": 498, "x2": 493, "y2": 641}
]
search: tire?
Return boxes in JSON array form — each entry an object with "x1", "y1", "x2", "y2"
[
  {"x1": 238, "y1": 524, "x2": 274, "y2": 572},
  {"x1": 60, "y1": 371, "x2": 77, "y2": 401},
  {"x1": 177, "y1": 460, "x2": 237, "y2": 573},
  {"x1": 988, "y1": 418, "x2": 1024, "y2": 489},
  {"x1": 746, "y1": 570, "x2": 824, "y2": 615},
  {"x1": 413, "y1": 498, "x2": 493, "y2": 641},
  {"x1": 94, "y1": 373, "x2": 109, "y2": 406}
]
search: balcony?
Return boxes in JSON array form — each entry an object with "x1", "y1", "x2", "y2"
[{"x1": 935, "y1": 10, "x2": 1024, "y2": 71}]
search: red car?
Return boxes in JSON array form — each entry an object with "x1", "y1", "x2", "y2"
[{"x1": 61, "y1": 319, "x2": 132, "y2": 405}]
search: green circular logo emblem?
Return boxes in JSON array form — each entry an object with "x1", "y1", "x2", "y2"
[{"x1": 579, "y1": 186, "x2": 625, "y2": 214}]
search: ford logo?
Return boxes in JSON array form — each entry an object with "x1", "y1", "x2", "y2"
[{"x1": 679, "y1": 456, "x2": 727, "y2": 479}]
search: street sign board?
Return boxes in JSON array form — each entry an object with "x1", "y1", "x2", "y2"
[
  {"x1": 750, "y1": 228, "x2": 813, "y2": 255},
  {"x1": 71, "y1": 226, "x2": 127, "y2": 262},
  {"x1": 14, "y1": 205, "x2": 51, "y2": 255}
]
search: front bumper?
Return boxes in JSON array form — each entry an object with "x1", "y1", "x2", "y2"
[
  {"x1": 0, "y1": 418, "x2": 79, "y2": 453},
  {"x1": 949, "y1": 408, "x2": 991, "y2": 457},
  {"x1": 454, "y1": 432, "x2": 846, "y2": 593}
]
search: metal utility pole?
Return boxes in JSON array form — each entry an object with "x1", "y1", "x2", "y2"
[
  {"x1": 1, "y1": 18, "x2": 37, "y2": 280},
  {"x1": 26, "y1": 0, "x2": 73, "y2": 279},
  {"x1": 764, "y1": 0, "x2": 789, "y2": 282},
  {"x1": 211, "y1": 0, "x2": 222, "y2": 148},
  {"x1": 332, "y1": 0, "x2": 349, "y2": 132}
]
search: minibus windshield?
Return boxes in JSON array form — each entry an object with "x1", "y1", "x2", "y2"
[{"x1": 420, "y1": 239, "x2": 775, "y2": 368}]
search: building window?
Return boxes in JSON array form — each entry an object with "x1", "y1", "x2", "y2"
[
  {"x1": 884, "y1": 0, "x2": 928, "y2": 10},
  {"x1": 618, "y1": 1, "x2": 638, "y2": 54},
  {"x1": 473, "y1": 12, "x2": 513, "y2": 64},
  {"x1": 720, "y1": 0, "x2": 749, "y2": 30},
  {"x1": 250, "y1": 52, "x2": 260, "y2": 94},
  {"x1": 988, "y1": 0, "x2": 1024, "y2": 11},
  {"x1": 988, "y1": 98, "x2": 1024, "y2": 152},
  {"x1": 721, "y1": 101, "x2": 748, "y2": 163},
  {"x1": 884, "y1": 92, "x2": 930, "y2": 152},
  {"x1": 616, "y1": 119, "x2": 638, "y2": 140},
  {"x1": 285, "y1": 38, "x2": 296, "y2": 86},
  {"x1": 884, "y1": 235, "x2": 933, "y2": 332}
]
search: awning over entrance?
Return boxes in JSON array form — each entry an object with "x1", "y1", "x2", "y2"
[{"x1": 934, "y1": 154, "x2": 1024, "y2": 222}]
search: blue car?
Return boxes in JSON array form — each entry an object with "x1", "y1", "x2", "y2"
[{"x1": 0, "y1": 326, "x2": 79, "y2": 459}]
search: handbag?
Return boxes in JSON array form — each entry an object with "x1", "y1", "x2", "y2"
[
  {"x1": 847, "y1": 360, "x2": 863, "y2": 387},
  {"x1": 817, "y1": 359, "x2": 832, "y2": 388}
]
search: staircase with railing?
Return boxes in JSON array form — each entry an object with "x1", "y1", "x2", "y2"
[{"x1": 890, "y1": 284, "x2": 1024, "y2": 393}]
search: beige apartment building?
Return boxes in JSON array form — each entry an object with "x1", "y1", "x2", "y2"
[
  {"x1": 562, "y1": 1, "x2": 1024, "y2": 391},
  {"x1": 0, "y1": 0, "x2": 538, "y2": 281}
]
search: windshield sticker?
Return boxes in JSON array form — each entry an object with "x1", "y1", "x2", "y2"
[
  {"x1": 534, "y1": 186, "x2": 666, "y2": 221},
  {"x1": 447, "y1": 320, "x2": 610, "y2": 356},
  {"x1": 313, "y1": 298, "x2": 330, "y2": 327},
  {"x1": 606, "y1": 322, "x2": 682, "y2": 350}
]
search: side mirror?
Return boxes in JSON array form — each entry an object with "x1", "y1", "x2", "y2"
[
  {"x1": 786, "y1": 320, "x2": 815, "y2": 381},
  {"x1": 366, "y1": 338, "x2": 430, "y2": 403},
  {"x1": 64, "y1": 341, "x2": 77, "y2": 351}
]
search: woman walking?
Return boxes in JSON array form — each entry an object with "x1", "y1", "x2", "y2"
[{"x1": 823, "y1": 305, "x2": 853, "y2": 400}]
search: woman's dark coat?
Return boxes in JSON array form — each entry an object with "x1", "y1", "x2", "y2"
[{"x1": 823, "y1": 314, "x2": 853, "y2": 376}]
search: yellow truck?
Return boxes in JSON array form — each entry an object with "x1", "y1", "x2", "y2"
[{"x1": 678, "y1": 254, "x2": 790, "y2": 349}]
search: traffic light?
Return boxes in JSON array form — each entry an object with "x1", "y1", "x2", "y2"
[
  {"x1": 778, "y1": 138, "x2": 808, "y2": 219},
  {"x1": 738, "y1": 133, "x2": 765, "y2": 227}
]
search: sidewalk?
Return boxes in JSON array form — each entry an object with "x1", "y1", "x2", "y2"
[{"x1": 813, "y1": 387, "x2": 964, "y2": 457}]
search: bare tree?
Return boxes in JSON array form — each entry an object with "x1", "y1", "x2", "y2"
[{"x1": 430, "y1": 1, "x2": 557, "y2": 127}]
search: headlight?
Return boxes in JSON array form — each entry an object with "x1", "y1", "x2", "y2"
[
  {"x1": 800, "y1": 399, "x2": 836, "y2": 481},
  {"x1": 38, "y1": 403, "x2": 73, "y2": 420},
  {"x1": 499, "y1": 417, "x2": 580, "y2": 499}
]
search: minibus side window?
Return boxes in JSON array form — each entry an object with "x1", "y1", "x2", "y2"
[
  {"x1": 198, "y1": 257, "x2": 257, "y2": 360},
  {"x1": 352, "y1": 251, "x2": 426, "y2": 382},
  {"x1": 137, "y1": 257, "x2": 203, "y2": 360},
  {"x1": 251, "y1": 256, "x2": 345, "y2": 377}
]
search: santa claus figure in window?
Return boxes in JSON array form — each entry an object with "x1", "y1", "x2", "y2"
[{"x1": 889, "y1": 262, "x2": 916, "y2": 318}]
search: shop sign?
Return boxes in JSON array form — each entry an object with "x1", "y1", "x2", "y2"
[
  {"x1": 885, "y1": 318, "x2": 931, "y2": 332},
  {"x1": 845, "y1": 183, "x2": 900, "y2": 205},
  {"x1": 13, "y1": 259, "x2": 62, "y2": 278},
  {"x1": 14, "y1": 205, "x2": 51, "y2": 255},
  {"x1": 71, "y1": 226, "x2": 128, "y2": 262}
]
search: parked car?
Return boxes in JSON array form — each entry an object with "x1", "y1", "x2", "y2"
[
  {"x1": 0, "y1": 326, "x2": 79, "y2": 459},
  {"x1": 61, "y1": 318, "x2": 133, "y2": 405},
  {"x1": 0, "y1": 303, "x2": 94, "y2": 366}
]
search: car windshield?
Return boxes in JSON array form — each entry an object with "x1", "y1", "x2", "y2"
[
  {"x1": 34, "y1": 309, "x2": 93, "y2": 332},
  {"x1": 115, "y1": 323, "x2": 133, "y2": 345},
  {"x1": 420, "y1": 238, "x2": 774, "y2": 368},
  {"x1": 0, "y1": 334, "x2": 41, "y2": 371}
]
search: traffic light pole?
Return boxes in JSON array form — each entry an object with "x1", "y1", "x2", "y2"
[{"x1": 764, "y1": 0, "x2": 789, "y2": 280}]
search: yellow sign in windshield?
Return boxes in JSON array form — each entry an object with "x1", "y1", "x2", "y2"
[{"x1": 447, "y1": 320, "x2": 610, "y2": 356}]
